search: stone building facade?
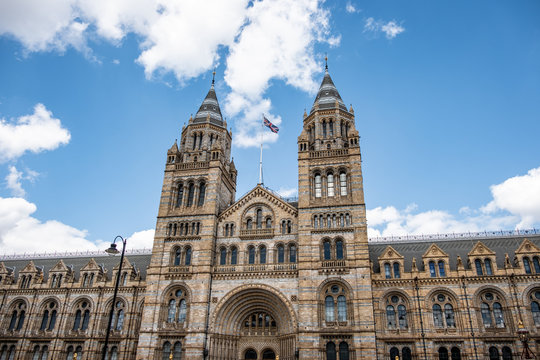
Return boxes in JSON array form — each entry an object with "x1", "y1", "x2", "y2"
[{"x1": 1, "y1": 69, "x2": 540, "y2": 360}]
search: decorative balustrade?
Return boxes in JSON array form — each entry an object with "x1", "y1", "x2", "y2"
[
  {"x1": 213, "y1": 263, "x2": 297, "y2": 274},
  {"x1": 168, "y1": 266, "x2": 191, "y2": 274},
  {"x1": 239, "y1": 228, "x2": 274, "y2": 239},
  {"x1": 321, "y1": 259, "x2": 346, "y2": 268},
  {"x1": 175, "y1": 161, "x2": 209, "y2": 170},
  {"x1": 309, "y1": 148, "x2": 349, "y2": 159}
]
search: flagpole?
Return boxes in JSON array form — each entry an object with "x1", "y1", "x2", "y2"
[{"x1": 259, "y1": 114, "x2": 263, "y2": 185}]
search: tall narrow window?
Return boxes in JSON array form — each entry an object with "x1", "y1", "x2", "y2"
[
  {"x1": 289, "y1": 244, "x2": 297, "y2": 263},
  {"x1": 167, "y1": 299, "x2": 176, "y2": 322},
  {"x1": 475, "y1": 259, "x2": 484, "y2": 275},
  {"x1": 198, "y1": 133, "x2": 203, "y2": 149},
  {"x1": 390, "y1": 348, "x2": 399, "y2": 360},
  {"x1": 323, "y1": 241, "x2": 331, "y2": 260},
  {"x1": 176, "y1": 184, "x2": 183, "y2": 207},
  {"x1": 444, "y1": 304, "x2": 455, "y2": 327},
  {"x1": 337, "y1": 295, "x2": 347, "y2": 321},
  {"x1": 433, "y1": 304, "x2": 443, "y2": 327},
  {"x1": 325, "y1": 296, "x2": 335, "y2": 322},
  {"x1": 265, "y1": 217, "x2": 272, "y2": 228},
  {"x1": 198, "y1": 182, "x2": 206, "y2": 206},
  {"x1": 403, "y1": 347, "x2": 412, "y2": 360},
  {"x1": 184, "y1": 247, "x2": 192, "y2": 266},
  {"x1": 40, "y1": 310, "x2": 49, "y2": 331},
  {"x1": 451, "y1": 347, "x2": 462, "y2": 360},
  {"x1": 384, "y1": 263, "x2": 392, "y2": 279},
  {"x1": 439, "y1": 347, "x2": 449, "y2": 360},
  {"x1": 248, "y1": 247, "x2": 255, "y2": 264},
  {"x1": 322, "y1": 122, "x2": 327, "y2": 138},
  {"x1": 481, "y1": 303, "x2": 493, "y2": 327},
  {"x1": 314, "y1": 174, "x2": 322, "y2": 198},
  {"x1": 256, "y1": 209, "x2": 262, "y2": 229},
  {"x1": 247, "y1": 219, "x2": 253, "y2": 229},
  {"x1": 340, "y1": 172, "x2": 347, "y2": 196},
  {"x1": 220, "y1": 248, "x2": 227, "y2": 265},
  {"x1": 339, "y1": 342, "x2": 349, "y2": 360},
  {"x1": 162, "y1": 342, "x2": 171, "y2": 360},
  {"x1": 502, "y1": 347, "x2": 512, "y2": 360},
  {"x1": 260, "y1": 246, "x2": 266, "y2": 264},
  {"x1": 398, "y1": 304, "x2": 408, "y2": 329},
  {"x1": 485, "y1": 258, "x2": 493, "y2": 275},
  {"x1": 178, "y1": 299, "x2": 187, "y2": 323},
  {"x1": 489, "y1": 347, "x2": 499, "y2": 360},
  {"x1": 534, "y1": 257, "x2": 540, "y2": 273},
  {"x1": 174, "y1": 248, "x2": 181, "y2": 266},
  {"x1": 231, "y1": 247, "x2": 238, "y2": 265},
  {"x1": 326, "y1": 342, "x2": 336, "y2": 360},
  {"x1": 532, "y1": 295, "x2": 540, "y2": 326},
  {"x1": 524, "y1": 257, "x2": 532, "y2": 274},
  {"x1": 277, "y1": 245, "x2": 284, "y2": 263},
  {"x1": 329, "y1": 120, "x2": 334, "y2": 136},
  {"x1": 493, "y1": 302, "x2": 505, "y2": 327},
  {"x1": 327, "y1": 173, "x2": 335, "y2": 197},
  {"x1": 386, "y1": 305, "x2": 396, "y2": 328},
  {"x1": 186, "y1": 183, "x2": 195, "y2": 207},
  {"x1": 429, "y1": 261, "x2": 437, "y2": 277},
  {"x1": 336, "y1": 239, "x2": 344, "y2": 260},
  {"x1": 393, "y1": 263, "x2": 401, "y2": 278},
  {"x1": 173, "y1": 341, "x2": 182, "y2": 360}
]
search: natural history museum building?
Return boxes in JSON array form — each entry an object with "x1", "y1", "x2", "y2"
[{"x1": 1, "y1": 68, "x2": 540, "y2": 360}]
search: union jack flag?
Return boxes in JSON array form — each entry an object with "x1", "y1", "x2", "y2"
[{"x1": 263, "y1": 116, "x2": 279, "y2": 133}]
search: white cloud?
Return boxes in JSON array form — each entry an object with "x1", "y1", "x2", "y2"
[
  {"x1": 368, "y1": 166, "x2": 540, "y2": 238},
  {"x1": 482, "y1": 167, "x2": 540, "y2": 229},
  {"x1": 0, "y1": 103, "x2": 71, "y2": 162},
  {"x1": 0, "y1": 196, "x2": 153, "y2": 254},
  {"x1": 112, "y1": 59, "x2": 120, "y2": 65},
  {"x1": 363, "y1": 17, "x2": 405, "y2": 39},
  {"x1": 4, "y1": 166, "x2": 39, "y2": 197},
  {"x1": 277, "y1": 187, "x2": 298, "y2": 198},
  {"x1": 345, "y1": 2, "x2": 359, "y2": 13},
  {"x1": 0, "y1": 0, "x2": 338, "y2": 148}
]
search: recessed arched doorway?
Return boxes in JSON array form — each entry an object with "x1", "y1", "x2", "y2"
[{"x1": 209, "y1": 286, "x2": 297, "y2": 360}]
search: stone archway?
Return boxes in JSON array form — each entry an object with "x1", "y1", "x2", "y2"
[{"x1": 209, "y1": 285, "x2": 297, "y2": 360}]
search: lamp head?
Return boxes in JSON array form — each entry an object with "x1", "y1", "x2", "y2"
[{"x1": 105, "y1": 243, "x2": 120, "y2": 255}]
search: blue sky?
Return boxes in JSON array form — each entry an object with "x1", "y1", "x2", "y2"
[{"x1": 0, "y1": 0, "x2": 539, "y2": 253}]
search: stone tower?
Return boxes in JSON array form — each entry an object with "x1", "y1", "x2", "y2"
[
  {"x1": 296, "y1": 63, "x2": 376, "y2": 358},
  {"x1": 136, "y1": 75, "x2": 237, "y2": 359}
]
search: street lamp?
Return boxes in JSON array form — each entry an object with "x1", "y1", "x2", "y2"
[
  {"x1": 517, "y1": 320, "x2": 536, "y2": 359},
  {"x1": 102, "y1": 235, "x2": 127, "y2": 360}
]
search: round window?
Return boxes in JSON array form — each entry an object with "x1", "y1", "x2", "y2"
[
  {"x1": 485, "y1": 293, "x2": 493, "y2": 301},
  {"x1": 331, "y1": 285, "x2": 339, "y2": 294},
  {"x1": 391, "y1": 296, "x2": 399, "y2": 303},
  {"x1": 176, "y1": 290, "x2": 183, "y2": 297},
  {"x1": 535, "y1": 291, "x2": 540, "y2": 300},
  {"x1": 437, "y1": 294, "x2": 445, "y2": 302}
]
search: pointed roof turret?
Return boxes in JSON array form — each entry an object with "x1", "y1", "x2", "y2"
[
  {"x1": 193, "y1": 70, "x2": 224, "y2": 126},
  {"x1": 310, "y1": 61, "x2": 347, "y2": 113}
]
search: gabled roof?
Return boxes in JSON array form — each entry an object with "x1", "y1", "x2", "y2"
[
  {"x1": 219, "y1": 184, "x2": 298, "y2": 221},
  {"x1": 468, "y1": 241, "x2": 496, "y2": 257},
  {"x1": 515, "y1": 238, "x2": 540, "y2": 255},
  {"x1": 310, "y1": 68, "x2": 348, "y2": 113},
  {"x1": 423, "y1": 243, "x2": 449, "y2": 258},
  {"x1": 193, "y1": 79, "x2": 224, "y2": 127}
]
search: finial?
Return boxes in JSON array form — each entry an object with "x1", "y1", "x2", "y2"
[
  {"x1": 212, "y1": 68, "x2": 216, "y2": 86},
  {"x1": 325, "y1": 53, "x2": 328, "y2": 71}
]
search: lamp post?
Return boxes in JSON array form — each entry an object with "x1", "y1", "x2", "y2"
[
  {"x1": 517, "y1": 320, "x2": 536, "y2": 359},
  {"x1": 102, "y1": 236, "x2": 127, "y2": 360}
]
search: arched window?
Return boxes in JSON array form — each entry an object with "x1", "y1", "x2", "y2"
[
  {"x1": 534, "y1": 257, "x2": 540, "y2": 273},
  {"x1": 451, "y1": 347, "x2": 461, "y2": 360},
  {"x1": 1, "y1": 345, "x2": 16, "y2": 360},
  {"x1": 174, "y1": 248, "x2": 181, "y2": 266},
  {"x1": 110, "y1": 301, "x2": 125, "y2": 331},
  {"x1": 438, "y1": 347, "x2": 449, "y2": 360},
  {"x1": 109, "y1": 346, "x2": 118, "y2": 360},
  {"x1": 172, "y1": 341, "x2": 182, "y2": 360},
  {"x1": 339, "y1": 171, "x2": 347, "y2": 196},
  {"x1": 384, "y1": 263, "x2": 392, "y2": 279},
  {"x1": 277, "y1": 245, "x2": 284, "y2": 263},
  {"x1": 162, "y1": 342, "x2": 171, "y2": 360},
  {"x1": 530, "y1": 290, "x2": 540, "y2": 326},
  {"x1": 7, "y1": 301, "x2": 26, "y2": 332},
  {"x1": 336, "y1": 239, "x2": 344, "y2": 260},
  {"x1": 489, "y1": 347, "x2": 499, "y2": 360},
  {"x1": 326, "y1": 342, "x2": 336, "y2": 360},
  {"x1": 433, "y1": 304, "x2": 443, "y2": 327},
  {"x1": 502, "y1": 347, "x2": 512, "y2": 360},
  {"x1": 393, "y1": 262, "x2": 401, "y2": 278},
  {"x1": 493, "y1": 302, "x2": 504, "y2": 327},
  {"x1": 475, "y1": 259, "x2": 484, "y2": 275},
  {"x1": 481, "y1": 302, "x2": 493, "y2": 327},
  {"x1": 265, "y1": 217, "x2": 272, "y2": 229},
  {"x1": 256, "y1": 209, "x2": 262, "y2": 229},
  {"x1": 444, "y1": 303, "x2": 455, "y2": 327},
  {"x1": 260, "y1": 245, "x2": 267, "y2": 264},
  {"x1": 390, "y1": 347, "x2": 399, "y2": 360},
  {"x1": 176, "y1": 184, "x2": 183, "y2": 207},
  {"x1": 72, "y1": 301, "x2": 90, "y2": 331},
  {"x1": 339, "y1": 342, "x2": 349, "y2": 360},
  {"x1": 289, "y1": 244, "x2": 297, "y2": 263},
  {"x1": 51, "y1": 274, "x2": 57, "y2": 288},
  {"x1": 323, "y1": 240, "x2": 331, "y2": 260},
  {"x1": 438, "y1": 260, "x2": 446, "y2": 277},
  {"x1": 89, "y1": 273, "x2": 94, "y2": 286},
  {"x1": 165, "y1": 289, "x2": 188, "y2": 325},
  {"x1": 198, "y1": 181, "x2": 206, "y2": 206},
  {"x1": 248, "y1": 246, "x2": 255, "y2": 264},
  {"x1": 386, "y1": 305, "x2": 396, "y2": 328},
  {"x1": 230, "y1": 224, "x2": 234, "y2": 236},
  {"x1": 40, "y1": 302, "x2": 58, "y2": 331},
  {"x1": 429, "y1": 261, "x2": 437, "y2": 277},
  {"x1": 485, "y1": 258, "x2": 493, "y2": 275},
  {"x1": 325, "y1": 296, "x2": 335, "y2": 322},
  {"x1": 327, "y1": 173, "x2": 335, "y2": 197},
  {"x1": 247, "y1": 218, "x2": 253, "y2": 230},
  {"x1": 337, "y1": 295, "x2": 347, "y2": 321},
  {"x1": 287, "y1": 220, "x2": 292, "y2": 233},
  {"x1": 82, "y1": 273, "x2": 88, "y2": 287},
  {"x1": 403, "y1": 347, "x2": 412, "y2": 360},
  {"x1": 219, "y1": 247, "x2": 227, "y2": 265},
  {"x1": 184, "y1": 247, "x2": 192, "y2": 265},
  {"x1": 524, "y1": 257, "x2": 532, "y2": 274},
  {"x1": 398, "y1": 304, "x2": 408, "y2": 329},
  {"x1": 186, "y1": 183, "x2": 195, "y2": 207},
  {"x1": 314, "y1": 173, "x2": 322, "y2": 198},
  {"x1": 231, "y1": 247, "x2": 238, "y2": 265},
  {"x1": 480, "y1": 292, "x2": 505, "y2": 328}
]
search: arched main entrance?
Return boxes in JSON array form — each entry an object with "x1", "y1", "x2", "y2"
[{"x1": 209, "y1": 285, "x2": 296, "y2": 360}]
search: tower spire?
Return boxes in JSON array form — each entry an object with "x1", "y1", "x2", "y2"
[
  {"x1": 212, "y1": 68, "x2": 216, "y2": 87},
  {"x1": 325, "y1": 53, "x2": 328, "y2": 71}
]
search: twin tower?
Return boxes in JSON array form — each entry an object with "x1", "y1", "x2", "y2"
[{"x1": 136, "y1": 68, "x2": 373, "y2": 360}]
